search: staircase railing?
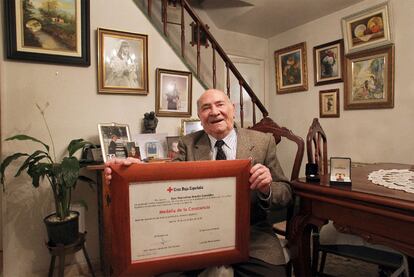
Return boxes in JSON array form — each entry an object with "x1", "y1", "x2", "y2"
[{"x1": 138, "y1": 0, "x2": 269, "y2": 126}]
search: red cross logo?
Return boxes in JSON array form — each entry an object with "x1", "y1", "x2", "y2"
[{"x1": 167, "y1": 186, "x2": 173, "y2": 193}]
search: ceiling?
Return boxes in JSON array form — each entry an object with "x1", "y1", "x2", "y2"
[{"x1": 188, "y1": 0, "x2": 365, "y2": 38}]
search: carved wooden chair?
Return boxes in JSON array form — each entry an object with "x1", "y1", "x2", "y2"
[
  {"x1": 306, "y1": 118, "x2": 407, "y2": 276},
  {"x1": 250, "y1": 117, "x2": 305, "y2": 276}
]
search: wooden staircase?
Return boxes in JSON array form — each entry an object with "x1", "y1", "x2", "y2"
[{"x1": 133, "y1": 0, "x2": 269, "y2": 127}]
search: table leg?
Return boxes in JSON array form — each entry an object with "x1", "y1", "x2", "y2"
[
  {"x1": 58, "y1": 253, "x2": 65, "y2": 277},
  {"x1": 48, "y1": 255, "x2": 56, "y2": 277},
  {"x1": 83, "y1": 244, "x2": 96, "y2": 277}
]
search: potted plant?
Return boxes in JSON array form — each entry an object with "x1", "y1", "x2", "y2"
[{"x1": 0, "y1": 103, "x2": 95, "y2": 245}]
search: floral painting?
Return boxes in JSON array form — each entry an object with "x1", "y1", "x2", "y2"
[
  {"x1": 313, "y1": 40, "x2": 344, "y2": 86},
  {"x1": 274, "y1": 42, "x2": 308, "y2": 94}
]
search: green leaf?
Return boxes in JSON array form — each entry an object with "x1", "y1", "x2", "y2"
[
  {"x1": 27, "y1": 163, "x2": 51, "y2": 188},
  {"x1": 67, "y1": 139, "x2": 93, "y2": 157},
  {"x1": 61, "y1": 157, "x2": 80, "y2": 188},
  {"x1": 0, "y1": 153, "x2": 29, "y2": 185},
  {"x1": 14, "y1": 151, "x2": 49, "y2": 178},
  {"x1": 6, "y1": 135, "x2": 49, "y2": 152}
]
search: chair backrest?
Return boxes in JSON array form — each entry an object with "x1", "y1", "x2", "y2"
[
  {"x1": 306, "y1": 118, "x2": 328, "y2": 176},
  {"x1": 249, "y1": 117, "x2": 304, "y2": 181}
]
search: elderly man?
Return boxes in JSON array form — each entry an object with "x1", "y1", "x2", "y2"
[{"x1": 105, "y1": 89, "x2": 292, "y2": 276}]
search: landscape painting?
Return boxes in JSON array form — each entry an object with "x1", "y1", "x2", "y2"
[{"x1": 5, "y1": 0, "x2": 90, "y2": 65}]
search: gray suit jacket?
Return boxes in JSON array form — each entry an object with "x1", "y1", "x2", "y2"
[{"x1": 176, "y1": 127, "x2": 292, "y2": 265}]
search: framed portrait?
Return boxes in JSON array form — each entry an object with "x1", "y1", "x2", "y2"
[
  {"x1": 190, "y1": 22, "x2": 209, "y2": 48},
  {"x1": 4, "y1": 0, "x2": 90, "y2": 65},
  {"x1": 274, "y1": 42, "x2": 308, "y2": 94},
  {"x1": 319, "y1": 89, "x2": 340, "y2": 118},
  {"x1": 98, "y1": 123, "x2": 131, "y2": 162},
  {"x1": 126, "y1": 142, "x2": 140, "y2": 159},
  {"x1": 341, "y1": 2, "x2": 392, "y2": 54},
  {"x1": 156, "y1": 68, "x2": 192, "y2": 117},
  {"x1": 181, "y1": 119, "x2": 203, "y2": 136},
  {"x1": 313, "y1": 39, "x2": 344, "y2": 86},
  {"x1": 344, "y1": 45, "x2": 394, "y2": 110},
  {"x1": 166, "y1": 136, "x2": 180, "y2": 159},
  {"x1": 132, "y1": 133, "x2": 168, "y2": 160},
  {"x1": 98, "y1": 28, "x2": 148, "y2": 94}
]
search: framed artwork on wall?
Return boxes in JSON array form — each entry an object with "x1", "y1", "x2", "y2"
[
  {"x1": 181, "y1": 119, "x2": 202, "y2": 136},
  {"x1": 319, "y1": 89, "x2": 340, "y2": 118},
  {"x1": 313, "y1": 39, "x2": 344, "y2": 86},
  {"x1": 166, "y1": 136, "x2": 180, "y2": 159},
  {"x1": 344, "y1": 44, "x2": 394, "y2": 110},
  {"x1": 156, "y1": 68, "x2": 192, "y2": 117},
  {"x1": 341, "y1": 2, "x2": 392, "y2": 54},
  {"x1": 274, "y1": 42, "x2": 308, "y2": 94},
  {"x1": 98, "y1": 123, "x2": 131, "y2": 162},
  {"x1": 5, "y1": 0, "x2": 90, "y2": 65},
  {"x1": 97, "y1": 28, "x2": 148, "y2": 94}
]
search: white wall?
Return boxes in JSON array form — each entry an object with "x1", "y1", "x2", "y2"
[
  {"x1": 0, "y1": 1, "x2": 207, "y2": 276},
  {"x1": 268, "y1": 0, "x2": 414, "y2": 171}
]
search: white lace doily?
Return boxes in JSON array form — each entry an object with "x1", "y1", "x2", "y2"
[{"x1": 368, "y1": 169, "x2": 414, "y2": 193}]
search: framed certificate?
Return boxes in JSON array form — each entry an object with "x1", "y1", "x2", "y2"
[{"x1": 109, "y1": 160, "x2": 251, "y2": 276}]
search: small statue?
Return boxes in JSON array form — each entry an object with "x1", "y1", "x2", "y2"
[{"x1": 143, "y1": 111, "x2": 158, "y2": 133}]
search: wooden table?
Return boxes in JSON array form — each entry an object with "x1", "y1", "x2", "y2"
[{"x1": 289, "y1": 163, "x2": 414, "y2": 276}]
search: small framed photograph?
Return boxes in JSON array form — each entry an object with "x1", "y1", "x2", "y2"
[
  {"x1": 162, "y1": 0, "x2": 181, "y2": 24},
  {"x1": 98, "y1": 28, "x2": 148, "y2": 94},
  {"x1": 319, "y1": 89, "x2": 340, "y2": 118},
  {"x1": 181, "y1": 119, "x2": 203, "y2": 136},
  {"x1": 145, "y1": 141, "x2": 160, "y2": 159},
  {"x1": 156, "y1": 68, "x2": 192, "y2": 117},
  {"x1": 98, "y1": 123, "x2": 131, "y2": 162},
  {"x1": 341, "y1": 2, "x2": 392, "y2": 54},
  {"x1": 190, "y1": 22, "x2": 209, "y2": 48},
  {"x1": 166, "y1": 136, "x2": 180, "y2": 159},
  {"x1": 330, "y1": 157, "x2": 352, "y2": 185},
  {"x1": 344, "y1": 45, "x2": 394, "y2": 110},
  {"x1": 274, "y1": 42, "x2": 308, "y2": 94},
  {"x1": 126, "y1": 142, "x2": 140, "y2": 159},
  {"x1": 4, "y1": 0, "x2": 90, "y2": 65},
  {"x1": 313, "y1": 39, "x2": 344, "y2": 86}
]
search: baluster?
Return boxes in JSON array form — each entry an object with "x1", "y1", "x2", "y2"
[
  {"x1": 252, "y1": 100, "x2": 256, "y2": 125},
  {"x1": 162, "y1": 0, "x2": 167, "y2": 36},
  {"x1": 212, "y1": 44, "x2": 216, "y2": 88},
  {"x1": 148, "y1": 0, "x2": 152, "y2": 17},
  {"x1": 239, "y1": 80, "x2": 244, "y2": 128},
  {"x1": 226, "y1": 64, "x2": 230, "y2": 97},
  {"x1": 180, "y1": 0, "x2": 185, "y2": 57},
  {"x1": 196, "y1": 23, "x2": 201, "y2": 77}
]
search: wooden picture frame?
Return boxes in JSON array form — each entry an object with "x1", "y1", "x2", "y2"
[
  {"x1": 319, "y1": 89, "x2": 340, "y2": 118},
  {"x1": 313, "y1": 39, "x2": 344, "y2": 86},
  {"x1": 156, "y1": 68, "x2": 192, "y2": 117},
  {"x1": 98, "y1": 123, "x2": 131, "y2": 162},
  {"x1": 4, "y1": 0, "x2": 90, "y2": 66},
  {"x1": 342, "y1": 2, "x2": 392, "y2": 54},
  {"x1": 109, "y1": 160, "x2": 251, "y2": 276},
  {"x1": 329, "y1": 157, "x2": 352, "y2": 185},
  {"x1": 98, "y1": 28, "x2": 148, "y2": 94},
  {"x1": 166, "y1": 136, "x2": 180, "y2": 159},
  {"x1": 344, "y1": 45, "x2": 394, "y2": 110},
  {"x1": 190, "y1": 22, "x2": 209, "y2": 48},
  {"x1": 274, "y1": 42, "x2": 308, "y2": 94},
  {"x1": 181, "y1": 118, "x2": 203, "y2": 136}
]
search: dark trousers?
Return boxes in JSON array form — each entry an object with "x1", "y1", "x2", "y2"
[{"x1": 157, "y1": 257, "x2": 287, "y2": 277}]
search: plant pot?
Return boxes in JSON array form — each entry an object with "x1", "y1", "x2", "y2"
[{"x1": 44, "y1": 211, "x2": 80, "y2": 246}]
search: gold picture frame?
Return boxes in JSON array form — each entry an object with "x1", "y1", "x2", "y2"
[
  {"x1": 274, "y1": 42, "x2": 308, "y2": 94},
  {"x1": 344, "y1": 45, "x2": 394, "y2": 110},
  {"x1": 156, "y1": 68, "x2": 192, "y2": 117},
  {"x1": 181, "y1": 119, "x2": 203, "y2": 136},
  {"x1": 319, "y1": 89, "x2": 340, "y2": 118},
  {"x1": 341, "y1": 2, "x2": 392, "y2": 54},
  {"x1": 98, "y1": 28, "x2": 148, "y2": 94}
]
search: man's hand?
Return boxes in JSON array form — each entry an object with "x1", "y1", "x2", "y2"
[
  {"x1": 104, "y1": 157, "x2": 141, "y2": 184},
  {"x1": 249, "y1": 163, "x2": 272, "y2": 195}
]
